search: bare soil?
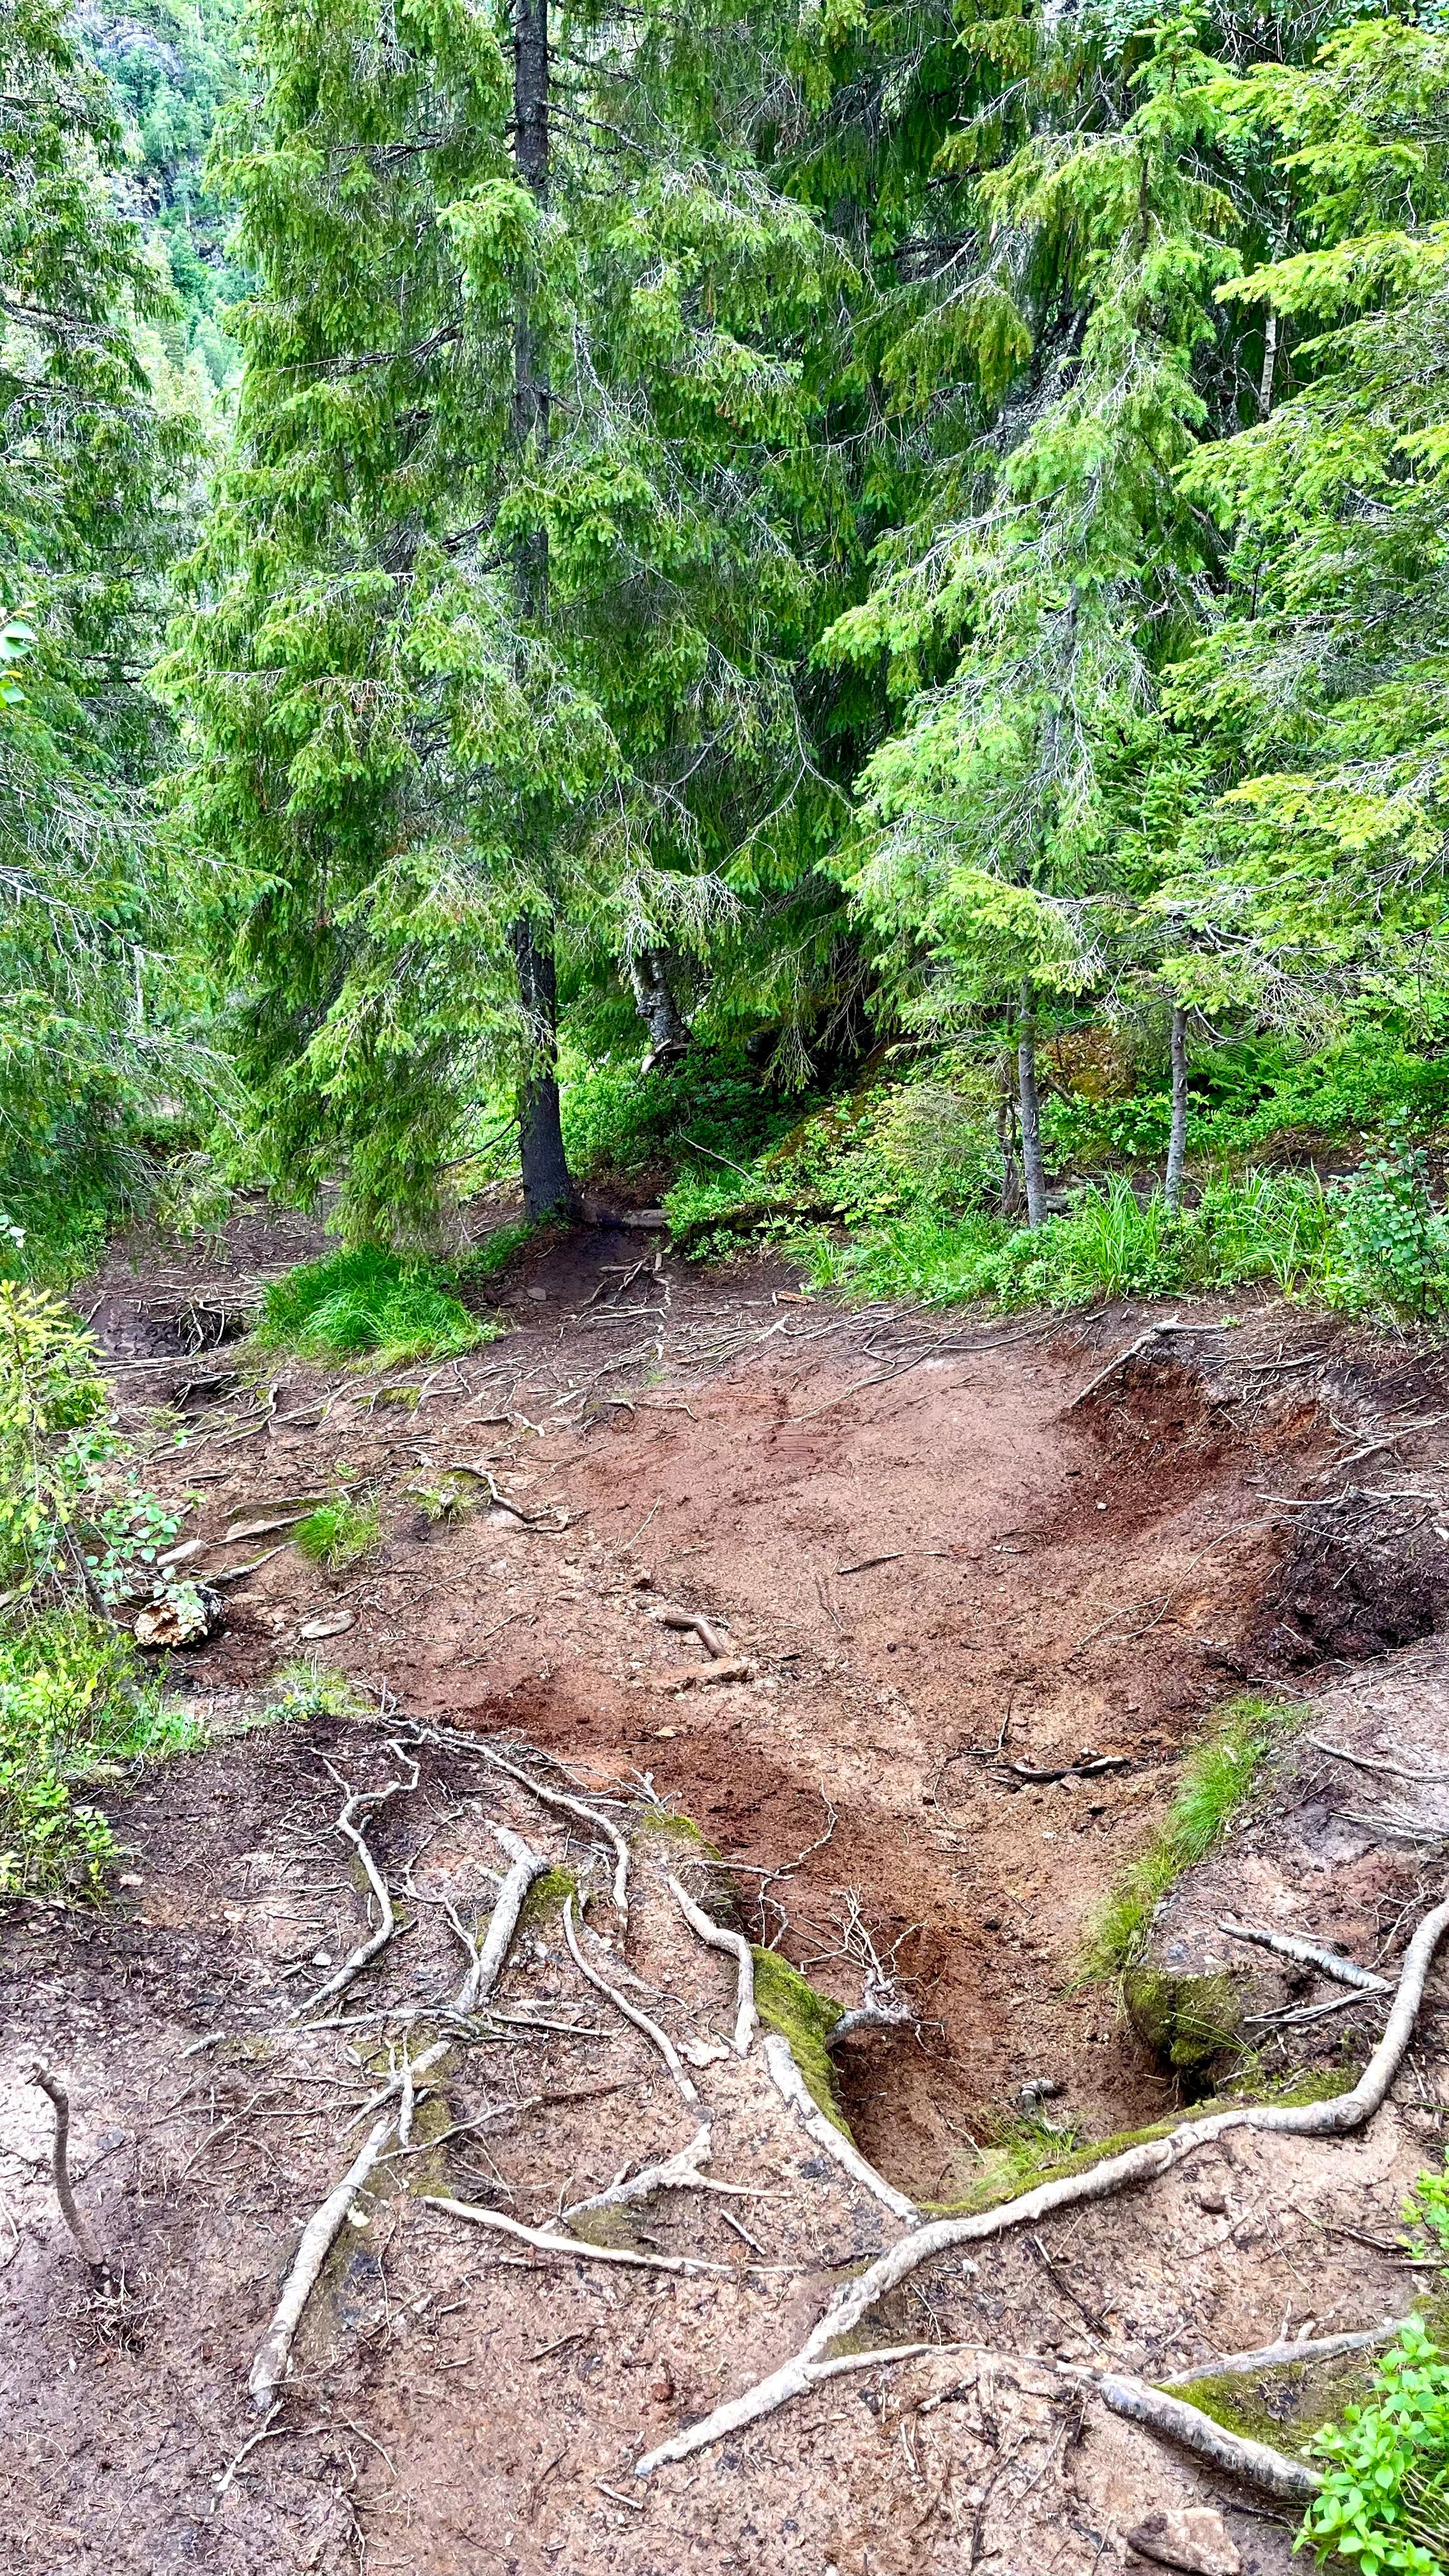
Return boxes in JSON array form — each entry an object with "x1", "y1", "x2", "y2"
[{"x1": 4, "y1": 1204, "x2": 1449, "y2": 2573}]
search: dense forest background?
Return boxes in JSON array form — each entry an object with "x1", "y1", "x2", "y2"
[{"x1": 8, "y1": 0, "x2": 1449, "y2": 1317}]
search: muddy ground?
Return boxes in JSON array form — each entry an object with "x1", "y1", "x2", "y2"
[{"x1": 5, "y1": 1204, "x2": 1449, "y2": 2573}]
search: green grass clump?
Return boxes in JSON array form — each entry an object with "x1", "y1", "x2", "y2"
[
  {"x1": 295, "y1": 1495, "x2": 379, "y2": 1571},
  {"x1": 0, "y1": 1605, "x2": 204, "y2": 1899},
  {"x1": 257, "y1": 1247, "x2": 493, "y2": 1367},
  {"x1": 266, "y1": 1659, "x2": 373, "y2": 1722},
  {"x1": 1084, "y1": 1693, "x2": 1302, "y2": 1977},
  {"x1": 751, "y1": 1945, "x2": 848, "y2": 2133}
]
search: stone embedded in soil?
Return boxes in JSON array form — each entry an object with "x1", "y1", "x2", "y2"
[{"x1": 1124, "y1": 2508, "x2": 1241, "y2": 2576}]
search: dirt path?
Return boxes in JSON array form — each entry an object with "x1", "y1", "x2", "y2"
[{"x1": 6, "y1": 1207, "x2": 1449, "y2": 2572}]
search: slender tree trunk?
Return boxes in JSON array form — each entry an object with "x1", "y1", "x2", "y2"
[
  {"x1": 1257, "y1": 310, "x2": 1277, "y2": 419},
  {"x1": 1165, "y1": 1002, "x2": 1188, "y2": 1215},
  {"x1": 511, "y1": 915, "x2": 572, "y2": 1218},
  {"x1": 630, "y1": 950, "x2": 689, "y2": 1062},
  {"x1": 508, "y1": 0, "x2": 571, "y2": 1218},
  {"x1": 995, "y1": 1084, "x2": 1023, "y2": 1218},
  {"x1": 1017, "y1": 984, "x2": 1047, "y2": 1230}
]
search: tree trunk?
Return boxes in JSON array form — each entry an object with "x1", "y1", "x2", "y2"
[
  {"x1": 1017, "y1": 986, "x2": 1046, "y2": 1230},
  {"x1": 1165, "y1": 1001, "x2": 1188, "y2": 1215},
  {"x1": 510, "y1": 914, "x2": 572, "y2": 1219},
  {"x1": 630, "y1": 950, "x2": 689, "y2": 1063},
  {"x1": 995, "y1": 1085, "x2": 1023, "y2": 1218},
  {"x1": 509, "y1": 0, "x2": 571, "y2": 1221},
  {"x1": 1257, "y1": 309, "x2": 1277, "y2": 419}
]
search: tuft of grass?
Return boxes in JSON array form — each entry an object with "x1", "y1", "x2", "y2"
[
  {"x1": 256, "y1": 1247, "x2": 495, "y2": 1367},
  {"x1": 0, "y1": 1604, "x2": 204, "y2": 1900},
  {"x1": 1084, "y1": 1693, "x2": 1303, "y2": 1977},
  {"x1": 295, "y1": 1495, "x2": 380, "y2": 1571},
  {"x1": 266, "y1": 1659, "x2": 373, "y2": 1722},
  {"x1": 455, "y1": 1219, "x2": 542, "y2": 1284}
]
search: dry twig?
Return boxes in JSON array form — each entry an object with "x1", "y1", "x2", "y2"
[{"x1": 28, "y1": 2068, "x2": 103, "y2": 2271}]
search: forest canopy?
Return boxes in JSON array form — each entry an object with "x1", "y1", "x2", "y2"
[{"x1": 5, "y1": 0, "x2": 1449, "y2": 1280}]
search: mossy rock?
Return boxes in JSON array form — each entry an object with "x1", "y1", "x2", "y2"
[
  {"x1": 751, "y1": 1945, "x2": 848, "y2": 2134},
  {"x1": 1124, "y1": 1966, "x2": 1243, "y2": 2082},
  {"x1": 1169, "y1": 2340, "x2": 1398, "y2": 2461}
]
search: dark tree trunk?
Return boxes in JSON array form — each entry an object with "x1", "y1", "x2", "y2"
[
  {"x1": 1017, "y1": 984, "x2": 1047, "y2": 1230},
  {"x1": 510, "y1": 914, "x2": 572, "y2": 1218},
  {"x1": 630, "y1": 949, "x2": 689, "y2": 1063},
  {"x1": 1165, "y1": 1001, "x2": 1188, "y2": 1215},
  {"x1": 509, "y1": 0, "x2": 571, "y2": 1220}
]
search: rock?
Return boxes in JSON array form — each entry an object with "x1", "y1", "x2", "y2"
[
  {"x1": 134, "y1": 1584, "x2": 222, "y2": 1650},
  {"x1": 1125, "y1": 2507, "x2": 1240, "y2": 2576},
  {"x1": 1016, "y1": 2076, "x2": 1064, "y2": 2109},
  {"x1": 300, "y1": 1611, "x2": 354, "y2": 1639}
]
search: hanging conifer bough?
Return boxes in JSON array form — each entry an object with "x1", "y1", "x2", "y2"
[{"x1": 167, "y1": 0, "x2": 848, "y2": 1235}]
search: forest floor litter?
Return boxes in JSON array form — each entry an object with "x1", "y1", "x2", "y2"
[{"x1": 6, "y1": 1202, "x2": 1449, "y2": 2573}]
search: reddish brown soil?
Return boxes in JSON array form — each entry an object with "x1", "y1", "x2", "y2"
[{"x1": 7, "y1": 1206, "x2": 1449, "y2": 2573}]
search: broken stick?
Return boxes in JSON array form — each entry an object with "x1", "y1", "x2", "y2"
[{"x1": 28, "y1": 2067, "x2": 103, "y2": 2271}]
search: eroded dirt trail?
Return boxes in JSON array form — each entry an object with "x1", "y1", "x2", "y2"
[{"x1": 7, "y1": 1210, "x2": 1449, "y2": 2575}]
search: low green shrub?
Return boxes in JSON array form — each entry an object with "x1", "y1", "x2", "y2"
[
  {"x1": 256, "y1": 1247, "x2": 494, "y2": 1366},
  {"x1": 1300, "y1": 2313, "x2": 1449, "y2": 2574},
  {"x1": 1084, "y1": 1694, "x2": 1301, "y2": 1976},
  {"x1": 0, "y1": 1606, "x2": 204, "y2": 1899}
]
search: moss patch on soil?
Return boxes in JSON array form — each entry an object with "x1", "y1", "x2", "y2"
[
  {"x1": 1123, "y1": 1966, "x2": 1244, "y2": 2085},
  {"x1": 1169, "y1": 2343, "x2": 1396, "y2": 2460},
  {"x1": 751, "y1": 1945, "x2": 848, "y2": 2133},
  {"x1": 520, "y1": 1865, "x2": 576, "y2": 1927}
]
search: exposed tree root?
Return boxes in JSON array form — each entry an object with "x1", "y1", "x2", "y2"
[
  {"x1": 407, "y1": 1722, "x2": 631, "y2": 1918},
  {"x1": 763, "y1": 2034, "x2": 917, "y2": 2225},
  {"x1": 420, "y1": 2196, "x2": 729, "y2": 2274},
  {"x1": 1218, "y1": 1917, "x2": 1390, "y2": 1993},
  {"x1": 248, "y1": 2097, "x2": 403, "y2": 2411},
  {"x1": 563, "y1": 2121, "x2": 767, "y2": 2220},
  {"x1": 463, "y1": 1825, "x2": 547, "y2": 2012},
  {"x1": 1096, "y1": 2375, "x2": 1321, "y2": 2500},
  {"x1": 289, "y1": 1755, "x2": 417, "y2": 2021},
  {"x1": 563, "y1": 1897, "x2": 698, "y2": 2105},
  {"x1": 1161, "y1": 2320, "x2": 1402, "y2": 2382},
  {"x1": 666, "y1": 1875, "x2": 757, "y2": 2055},
  {"x1": 29, "y1": 2067, "x2": 104, "y2": 2272},
  {"x1": 634, "y1": 1889, "x2": 1449, "y2": 2477}
]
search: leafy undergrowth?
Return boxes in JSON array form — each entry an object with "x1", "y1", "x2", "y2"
[
  {"x1": 1084, "y1": 1693, "x2": 1303, "y2": 1977},
  {"x1": 256, "y1": 1246, "x2": 497, "y2": 1367},
  {"x1": 0, "y1": 1606, "x2": 203, "y2": 1899},
  {"x1": 1298, "y1": 2165, "x2": 1449, "y2": 2573}
]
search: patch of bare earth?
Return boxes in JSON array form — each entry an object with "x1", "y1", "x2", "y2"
[{"x1": 4, "y1": 1208, "x2": 1449, "y2": 2573}]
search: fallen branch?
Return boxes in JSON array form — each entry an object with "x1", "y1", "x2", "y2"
[
  {"x1": 1096, "y1": 2375, "x2": 1320, "y2": 2501},
  {"x1": 288, "y1": 1756, "x2": 417, "y2": 2021},
  {"x1": 762, "y1": 2033, "x2": 917, "y2": 2224},
  {"x1": 651, "y1": 1604, "x2": 730, "y2": 1660},
  {"x1": 562, "y1": 1897, "x2": 698, "y2": 2106},
  {"x1": 28, "y1": 2068, "x2": 103, "y2": 2271},
  {"x1": 248, "y1": 2100, "x2": 401, "y2": 2411},
  {"x1": 666, "y1": 1875, "x2": 757, "y2": 2055},
  {"x1": 1218, "y1": 1916, "x2": 1390, "y2": 1993},
  {"x1": 421, "y1": 2196, "x2": 728, "y2": 2274},
  {"x1": 461, "y1": 1825, "x2": 547, "y2": 2012},
  {"x1": 634, "y1": 1887, "x2": 1449, "y2": 2475}
]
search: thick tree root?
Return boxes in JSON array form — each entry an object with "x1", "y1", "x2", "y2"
[
  {"x1": 1218, "y1": 1917, "x2": 1390, "y2": 1993},
  {"x1": 1097, "y1": 2375, "x2": 1321, "y2": 2500},
  {"x1": 1161, "y1": 2320, "x2": 1402, "y2": 2382},
  {"x1": 634, "y1": 1888, "x2": 1449, "y2": 2478},
  {"x1": 248, "y1": 2103, "x2": 401, "y2": 2411},
  {"x1": 666, "y1": 1874, "x2": 757, "y2": 2055},
  {"x1": 408, "y1": 1722, "x2": 631, "y2": 1919},
  {"x1": 763, "y1": 2034, "x2": 917, "y2": 2224},
  {"x1": 563, "y1": 1896, "x2": 698, "y2": 2105}
]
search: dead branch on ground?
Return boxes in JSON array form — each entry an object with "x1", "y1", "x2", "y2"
[
  {"x1": 1160, "y1": 2320, "x2": 1402, "y2": 2382},
  {"x1": 28, "y1": 2068, "x2": 104, "y2": 2271},
  {"x1": 562, "y1": 1897, "x2": 698, "y2": 2106},
  {"x1": 634, "y1": 1888, "x2": 1449, "y2": 2475},
  {"x1": 249, "y1": 2057, "x2": 414, "y2": 2412},
  {"x1": 666, "y1": 1875, "x2": 757, "y2": 2054}
]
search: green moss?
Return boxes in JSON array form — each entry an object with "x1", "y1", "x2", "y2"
[
  {"x1": 751, "y1": 1945, "x2": 848, "y2": 2133},
  {"x1": 521, "y1": 1865, "x2": 576, "y2": 1926},
  {"x1": 1170, "y1": 2345, "x2": 1388, "y2": 2460},
  {"x1": 1123, "y1": 1966, "x2": 1243, "y2": 2082}
]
